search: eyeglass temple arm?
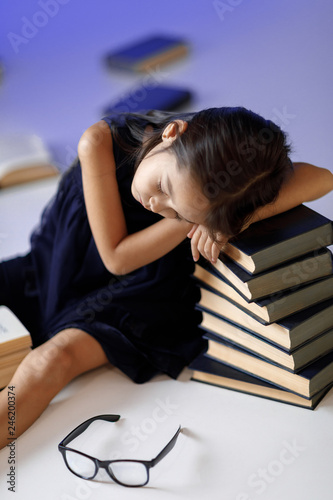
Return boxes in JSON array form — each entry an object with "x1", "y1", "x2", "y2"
[
  {"x1": 60, "y1": 414, "x2": 121, "y2": 447},
  {"x1": 150, "y1": 425, "x2": 182, "y2": 467}
]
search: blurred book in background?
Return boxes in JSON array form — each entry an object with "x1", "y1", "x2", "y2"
[
  {"x1": 0, "y1": 306, "x2": 32, "y2": 389},
  {"x1": 103, "y1": 84, "x2": 192, "y2": 116},
  {"x1": 104, "y1": 34, "x2": 189, "y2": 72},
  {"x1": 0, "y1": 134, "x2": 58, "y2": 188}
]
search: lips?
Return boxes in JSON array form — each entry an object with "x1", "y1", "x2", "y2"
[
  {"x1": 136, "y1": 192, "x2": 143, "y2": 205},
  {"x1": 138, "y1": 195, "x2": 150, "y2": 210}
]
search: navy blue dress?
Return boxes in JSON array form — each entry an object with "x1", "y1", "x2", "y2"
[{"x1": 0, "y1": 116, "x2": 206, "y2": 383}]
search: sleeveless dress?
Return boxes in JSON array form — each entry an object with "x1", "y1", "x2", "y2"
[{"x1": 0, "y1": 115, "x2": 206, "y2": 383}]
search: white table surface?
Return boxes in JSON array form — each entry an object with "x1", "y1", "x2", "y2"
[{"x1": 0, "y1": 1, "x2": 333, "y2": 499}]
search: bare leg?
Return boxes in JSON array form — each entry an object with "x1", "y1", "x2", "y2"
[{"x1": 0, "y1": 328, "x2": 108, "y2": 450}]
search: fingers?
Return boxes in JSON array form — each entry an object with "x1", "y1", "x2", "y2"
[
  {"x1": 188, "y1": 226, "x2": 216, "y2": 263},
  {"x1": 187, "y1": 225, "x2": 228, "y2": 264},
  {"x1": 211, "y1": 242, "x2": 221, "y2": 264},
  {"x1": 203, "y1": 237, "x2": 215, "y2": 264},
  {"x1": 189, "y1": 226, "x2": 201, "y2": 262},
  {"x1": 187, "y1": 224, "x2": 198, "y2": 239}
]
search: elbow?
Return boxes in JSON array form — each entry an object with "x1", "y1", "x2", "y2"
[
  {"x1": 293, "y1": 164, "x2": 333, "y2": 203},
  {"x1": 105, "y1": 264, "x2": 129, "y2": 276},
  {"x1": 325, "y1": 168, "x2": 333, "y2": 194},
  {"x1": 103, "y1": 254, "x2": 133, "y2": 276},
  {"x1": 306, "y1": 167, "x2": 333, "y2": 201}
]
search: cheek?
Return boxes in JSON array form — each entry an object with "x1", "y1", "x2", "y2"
[
  {"x1": 134, "y1": 165, "x2": 147, "y2": 187},
  {"x1": 132, "y1": 169, "x2": 144, "y2": 192},
  {"x1": 139, "y1": 173, "x2": 157, "y2": 198},
  {"x1": 186, "y1": 187, "x2": 211, "y2": 214},
  {"x1": 160, "y1": 207, "x2": 178, "y2": 219}
]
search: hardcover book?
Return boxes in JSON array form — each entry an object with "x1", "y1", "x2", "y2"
[
  {"x1": 199, "y1": 309, "x2": 333, "y2": 372},
  {"x1": 190, "y1": 354, "x2": 331, "y2": 410},
  {"x1": 0, "y1": 306, "x2": 31, "y2": 355},
  {"x1": 222, "y1": 205, "x2": 333, "y2": 274},
  {"x1": 194, "y1": 265, "x2": 333, "y2": 324},
  {"x1": 103, "y1": 84, "x2": 192, "y2": 115},
  {"x1": 204, "y1": 332, "x2": 333, "y2": 399},
  {"x1": 196, "y1": 288, "x2": 333, "y2": 351},
  {"x1": 0, "y1": 306, "x2": 32, "y2": 388},
  {"x1": 0, "y1": 134, "x2": 58, "y2": 188},
  {"x1": 105, "y1": 34, "x2": 189, "y2": 72},
  {"x1": 211, "y1": 249, "x2": 332, "y2": 301}
]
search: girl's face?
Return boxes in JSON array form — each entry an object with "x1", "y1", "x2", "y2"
[{"x1": 131, "y1": 141, "x2": 209, "y2": 225}]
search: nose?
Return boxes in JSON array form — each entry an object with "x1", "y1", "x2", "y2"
[
  {"x1": 149, "y1": 196, "x2": 177, "y2": 219},
  {"x1": 149, "y1": 196, "x2": 164, "y2": 213}
]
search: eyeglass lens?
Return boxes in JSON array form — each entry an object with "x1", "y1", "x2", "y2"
[
  {"x1": 65, "y1": 450, "x2": 96, "y2": 479},
  {"x1": 64, "y1": 450, "x2": 148, "y2": 486},
  {"x1": 108, "y1": 461, "x2": 148, "y2": 486}
]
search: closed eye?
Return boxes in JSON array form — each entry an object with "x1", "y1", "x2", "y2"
[
  {"x1": 157, "y1": 180, "x2": 194, "y2": 224},
  {"x1": 157, "y1": 180, "x2": 164, "y2": 194},
  {"x1": 175, "y1": 213, "x2": 195, "y2": 224}
]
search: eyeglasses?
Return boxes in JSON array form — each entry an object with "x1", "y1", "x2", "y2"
[{"x1": 58, "y1": 414, "x2": 182, "y2": 487}]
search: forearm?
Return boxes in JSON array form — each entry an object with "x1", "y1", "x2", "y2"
[
  {"x1": 251, "y1": 162, "x2": 333, "y2": 223},
  {"x1": 83, "y1": 173, "x2": 190, "y2": 274},
  {"x1": 78, "y1": 122, "x2": 192, "y2": 274},
  {"x1": 109, "y1": 218, "x2": 192, "y2": 274},
  {"x1": 83, "y1": 169, "x2": 191, "y2": 273}
]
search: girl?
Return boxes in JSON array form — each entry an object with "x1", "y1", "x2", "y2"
[{"x1": 0, "y1": 107, "x2": 332, "y2": 449}]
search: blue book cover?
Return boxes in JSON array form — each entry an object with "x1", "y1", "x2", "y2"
[
  {"x1": 223, "y1": 204, "x2": 333, "y2": 273},
  {"x1": 204, "y1": 331, "x2": 333, "y2": 398},
  {"x1": 190, "y1": 353, "x2": 331, "y2": 410}
]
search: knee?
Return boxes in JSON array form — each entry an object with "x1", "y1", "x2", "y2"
[{"x1": 21, "y1": 335, "x2": 76, "y2": 386}]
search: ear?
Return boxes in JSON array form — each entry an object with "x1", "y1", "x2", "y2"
[{"x1": 162, "y1": 120, "x2": 188, "y2": 142}]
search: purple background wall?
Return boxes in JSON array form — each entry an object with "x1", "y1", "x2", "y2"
[{"x1": 1, "y1": 1, "x2": 332, "y2": 175}]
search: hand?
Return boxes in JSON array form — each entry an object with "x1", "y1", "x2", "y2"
[{"x1": 187, "y1": 224, "x2": 228, "y2": 264}]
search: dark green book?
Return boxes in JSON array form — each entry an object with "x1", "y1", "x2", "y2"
[
  {"x1": 198, "y1": 308, "x2": 333, "y2": 372},
  {"x1": 104, "y1": 34, "x2": 189, "y2": 72},
  {"x1": 195, "y1": 287, "x2": 333, "y2": 351},
  {"x1": 223, "y1": 204, "x2": 333, "y2": 274},
  {"x1": 204, "y1": 332, "x2": 333, "y2": 399},
  {"x1": 194, "y1": 265, "x2": 333, "y2": 324},
  {"x1": 103, "y1": 84, "x2": 192, "y2": 115},
  {"x1": 190, "y1": 354, "x2": 331, "y2": 410},
  {"x1": 211, "y1": 248, "x2": 332, "y2": 301}
]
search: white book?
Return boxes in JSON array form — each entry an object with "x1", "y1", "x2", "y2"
[
  {"x1": 0, "y1": 306, "x2": 31, "y2": 356},
  {"x1": 0, "y1": 134, "x2": 58, "y2": 187}
]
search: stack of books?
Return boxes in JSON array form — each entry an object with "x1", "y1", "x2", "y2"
[
  {"x1": 190, "y1": 204, "x2": 333, "y2": 409},
  {"x1": 0, "y1": 306, "x2": 32, "y2": 389}
]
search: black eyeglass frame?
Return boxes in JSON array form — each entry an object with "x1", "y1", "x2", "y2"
[{"x1": 58, "y1": 414, "x2": 182, "y2": 487}]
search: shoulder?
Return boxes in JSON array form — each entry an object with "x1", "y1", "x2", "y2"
[
  {"x1": 78, "y1": 114, "x2": 148, "y2": 169},
  {"x1": 78, "y1": 120, "x2": 113, "y2": 159}
]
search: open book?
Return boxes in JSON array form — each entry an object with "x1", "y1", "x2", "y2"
[
  {"x1": 0, "y1": 134, "x2": 58, "y2": 188},
  {"x1": 0, "y1": 306, "x2": 32, "y2": 388}
]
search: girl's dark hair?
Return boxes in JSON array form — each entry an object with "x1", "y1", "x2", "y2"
[{"x1": 110, "y1": 107, "x2": 293, "y2": 239}]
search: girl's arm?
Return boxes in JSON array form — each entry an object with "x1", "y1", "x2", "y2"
[
  {"x1": 189, "y1": 162, "x2": 333, "y2": 263},
  {"x1": 78, "y1": 121, "x2": 192, "y2": 275},
  {"x1": 250, "y1": 162, "x2": 333, "y2": 223}
]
